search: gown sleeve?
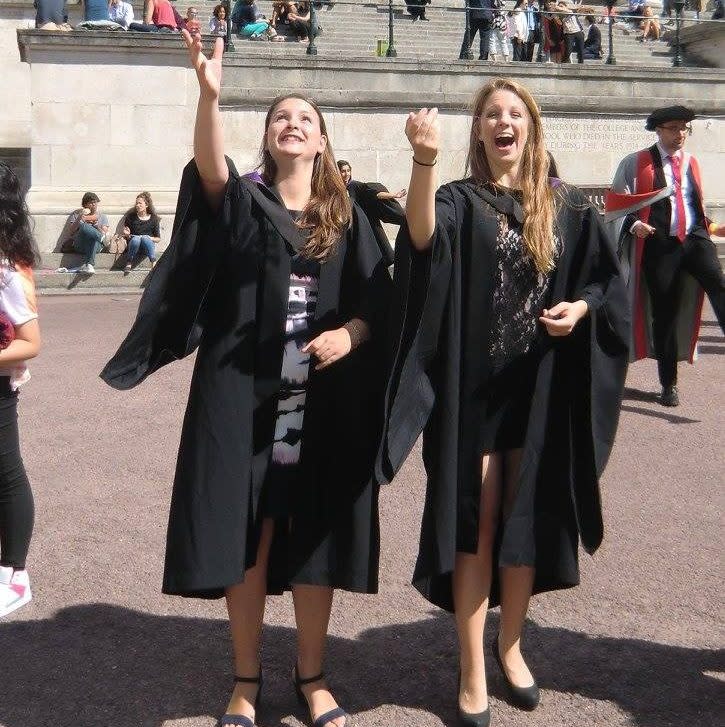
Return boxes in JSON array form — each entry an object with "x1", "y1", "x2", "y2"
[
  {"x1": 347, "y1": 203, "x2": 394, "y2": 339},
  {"x1": 100, "y1": 157, "x2": 249, "y2": 390},
  {"x1": 375, "y1": 183, "x2": 458, "y2": 483}
]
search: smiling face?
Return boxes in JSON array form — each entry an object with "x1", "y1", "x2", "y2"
[
  {"x1": 265, "y1": 97, "x2": 327, "y2": 167},
  {"x1": 338, "y1": 163, "x2": 352, "y2": 185},
  {"x1": 478, "y1": 89, "x2": 531, "y2": 176}
]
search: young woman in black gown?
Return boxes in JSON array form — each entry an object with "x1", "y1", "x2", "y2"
[
  {"x1": 378, "y1": 78, "x2": 629, "y2": 726},
  {"x1": 102, "y1": 34, "x2": 391, "y2": 727}
]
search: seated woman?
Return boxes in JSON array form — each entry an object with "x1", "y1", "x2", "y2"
[
  {"x1": 583, "y1": 14, "x2": 601, "y2": 58},
  {"x1": 232, "y1": 0, "x2": 283, "y2": 39},
  {"x1": 270, "y1": 0, "x2": 294, "y2": 27},
  {"x1": 637, "y1": 5, "x2": 659, "y2": 41},
  {"x1": 128, "y1": 0, "x2": 179, "y2": 32},
  {"x1": 122, "y1": 192, "x2": 161, "y2": 271},
  {"x1": 209, "y1": 3, "x2": 228, "y2": 35},
  {"x1": 288, "y1": 0, "x2": 313, "y2": 40}
]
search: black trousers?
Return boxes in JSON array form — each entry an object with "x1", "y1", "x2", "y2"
[
  {"x1": 0, "y1": 379, "x2": 34, "y2": 569},
  {"x1": 642, "y1": 231, "x2": 725, "y2": 387},
  {"x1": 564, "y1": 30, "x2": 585, "y2": 63},
  {"x1": 460, "y1": 18, "x2": 492, "y2": 60},
  {"x1": 511, "y1": 37, "x2": 525, "y2": 61}
]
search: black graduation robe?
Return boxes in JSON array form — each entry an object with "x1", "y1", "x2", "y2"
[
  {"x1": 376, "y1": 180, "x2": 630, "y2": 611},
  {"x1": 347, "y1": 180, "x2": 405, "y2": 267},
  {"x1": 101, "y1": 158, "x2": 392, "y2": 599}
]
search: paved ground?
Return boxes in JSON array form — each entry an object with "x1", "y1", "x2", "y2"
[{"x1": 0, "y1": 295, "x2": 723, "y2": 727}]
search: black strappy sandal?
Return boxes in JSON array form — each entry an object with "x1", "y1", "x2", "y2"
[
  {"x1": 294, "y1": 666, "x2": 348, "y2": 727},
  {"x1": 218, "y1": 673, "x2": 263, "y2": 727}
]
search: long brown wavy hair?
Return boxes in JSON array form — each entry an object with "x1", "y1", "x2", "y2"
[
  {"x1": 465, "y1": 78, "x2": 556, "y2": 274},
  {"x1": 259, "y1": 94, "x2": 351, "y2": 261}
]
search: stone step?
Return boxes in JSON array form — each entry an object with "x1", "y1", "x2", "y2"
[
  {"x1": 34, "y1": 267, "x2": 151, "y2": 291},
  {"x1": 41, "y1": 252, "x2": 153, "y2": 271}
]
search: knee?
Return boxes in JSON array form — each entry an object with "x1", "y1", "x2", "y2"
[{"x1": 478, "y1": 514, "x2": 499, "y2": 552}]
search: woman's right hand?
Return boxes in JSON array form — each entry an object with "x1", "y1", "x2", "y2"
[
  {"x1": 182, "y1": 29, "x2": 223, "y2": 102},
  {"x1": 405, "y1": 107, "x2": 440, "y2": 165}
]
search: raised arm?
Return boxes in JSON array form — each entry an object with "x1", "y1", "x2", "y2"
[
  {"x1": 404, "y1": 107, "x2": 440, "y2": 251},
  {"x1": 181, "y1": 31, "x2": 229, "y2": 210}
]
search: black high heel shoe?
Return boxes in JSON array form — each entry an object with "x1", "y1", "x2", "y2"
[
  {"x1": 456, "y1": 670, "x2": 491, "y2": 727},
  {"x1": 294, "y1": 665, "x2": 349, "y2": 727},
  {"x1": 492, "y1": 634, "x2": 540, "y2": 711},
  {"x1": 218, "y1": 673, "x2": 263, "y2": 727}
]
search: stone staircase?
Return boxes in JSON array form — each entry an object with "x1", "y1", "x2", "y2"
[{"x1": 196, "y1": 0, "x2": 696, "y2": 67}]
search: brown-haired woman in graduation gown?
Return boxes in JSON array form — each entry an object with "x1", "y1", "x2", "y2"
[
  {"x1": 101, "y1": 34, "x2": 391, "y2": 727},
  {"x1": 377, "y1": 79, "x2": 630, "y2": 726}
]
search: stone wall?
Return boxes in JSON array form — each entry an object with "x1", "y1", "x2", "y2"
[{"x1": 16, "y1": 30, "x2": 725, "y2": 253}]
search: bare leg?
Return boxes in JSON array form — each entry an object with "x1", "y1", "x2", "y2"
[
  {"x1": 293, "y1": 584, "x2": 346, "y2": 727},
  {"x1": 224, "y1": 518, "x2": 275, "y2": 718},
  {"x1": 452, "y1": 453, "x2": 504, "y2": 714},
  {"x1": 497, "y1": 448, "x2": 535, "y2": 688}
]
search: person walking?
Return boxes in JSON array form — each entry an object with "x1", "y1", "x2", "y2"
[
  {"x1": 608, "y1": 105, "x2": 725, "y2": 406},
  {"x1": 0, "y1": 163, "x2": 41, "y2": 619}
]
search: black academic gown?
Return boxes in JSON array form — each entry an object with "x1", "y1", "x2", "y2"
[
  {"x1": 347, "y1": 180, "x2": 405, "y2": 267},
  {"x1": 101, "y1": 159, "x2": 392, "y2": 599},
  {"x1": 377, "y1": 180, "x2": 630, "y2": 611}
]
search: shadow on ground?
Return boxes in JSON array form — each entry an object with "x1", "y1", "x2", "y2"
[{"x1": 1, "y1": 605, "x2": 722, "y2": 727}]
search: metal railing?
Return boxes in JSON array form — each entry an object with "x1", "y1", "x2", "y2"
[{"x1": 217, "y1": 0, "x2": 723, "y2": 68}]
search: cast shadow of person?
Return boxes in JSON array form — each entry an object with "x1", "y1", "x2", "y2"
[{"x1": 0, "y1": 605, "x2": 722, "y2": 727}]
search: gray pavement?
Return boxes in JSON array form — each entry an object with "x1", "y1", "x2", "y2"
[{"x1": 0, "y1": 295, "x2": 723, "y2": 727}]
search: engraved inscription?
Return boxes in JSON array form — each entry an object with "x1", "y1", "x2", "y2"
[{"x1": 543, "y1": 116, "x2": 652, "y2": 152}]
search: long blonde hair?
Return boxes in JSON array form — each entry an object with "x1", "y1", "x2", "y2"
[
  {"x1": 260, "y1": 94, "x2": 351, "y2": 261},
  {"x1": 465, "y1": 78, "x2": 556, "y2": 274}
]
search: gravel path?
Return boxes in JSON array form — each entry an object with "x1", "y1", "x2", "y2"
[{"x1": 0, "y1": 295, "x2": 722, "y2": 727}]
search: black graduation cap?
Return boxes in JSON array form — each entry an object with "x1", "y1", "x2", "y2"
[{"x1": 645, "y1": 105, "x2": 696, "y2": 131}]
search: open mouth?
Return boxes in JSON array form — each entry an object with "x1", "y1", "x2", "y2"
[
  {"x1": 494, "y1": 133, "x2": 515, "y2": 150},
  {"x1": 281, "y1": 134, "x2": 304, "y2": 143}
]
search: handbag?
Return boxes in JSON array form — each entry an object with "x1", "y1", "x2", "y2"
[{"x1": 105, "y1": 233, "x2": 128, "y2": 259}]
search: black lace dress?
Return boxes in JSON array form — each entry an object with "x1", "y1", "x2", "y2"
[{"x1": 478, "y1": 185, "x2": 561, "y2": 453}]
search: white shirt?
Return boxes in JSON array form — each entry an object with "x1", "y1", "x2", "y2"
[
  {"x1": 108, "y1": 1, "x2": 134, "y2": 27},
  {"x1": 0, "y1": 263, "x2": 38, "y2": 388},
  {"x1": 656, "y1": 142, "x2": 697, "y2": 237}
]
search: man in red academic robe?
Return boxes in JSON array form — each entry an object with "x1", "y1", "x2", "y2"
[{"x1": 608, "y1": 105, "x2": 725, "y2": 406}]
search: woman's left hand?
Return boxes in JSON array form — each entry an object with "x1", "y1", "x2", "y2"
[
  {"x1": 539, "y1": 300, "x2": 588, "y2": 337},
  {"x1": 302, "y1": 328, "x2": 352, "y2": 370}
]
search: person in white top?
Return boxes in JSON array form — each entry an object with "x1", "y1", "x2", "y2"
[
  {"x1": 108, "y1": 0, "x2": 134, "y2": 27},
  {"x1": 0, "y1": 163, "x2": 41, "y2": 619},
  {"x1": 611, "y1": 105, "x2": 725, "y2": 406}
]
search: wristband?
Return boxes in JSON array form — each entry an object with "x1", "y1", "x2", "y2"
[
  {"x1": 413, "y1": 156, "x2": 438, "y2": 167},
  {"x1": 343, "y1": 318, "x2": 369, "y2": 349}
]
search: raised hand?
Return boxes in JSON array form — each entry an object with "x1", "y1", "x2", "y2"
[
  {"x1": 182, "y1": 29, "x2": 223, "y2": 102},
  {"x1": 405, "y1": 107, "x2": 440, "y2": 165}
]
